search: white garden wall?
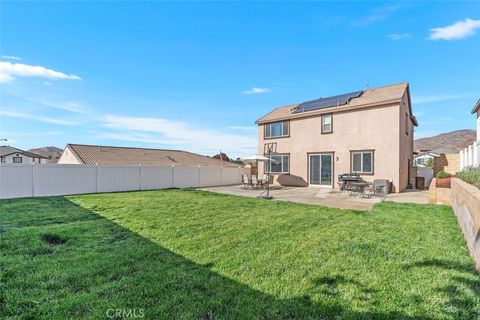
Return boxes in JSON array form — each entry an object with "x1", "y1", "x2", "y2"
[{"x1": 0, "y1": 164, "x2": 248, "y2": 199}]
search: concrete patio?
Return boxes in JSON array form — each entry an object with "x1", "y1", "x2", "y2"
[{"x1": 199, "y1": 185, "x2": 430, "y2": 210}]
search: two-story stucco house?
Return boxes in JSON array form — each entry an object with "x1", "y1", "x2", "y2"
[{"x1": 256, "y1": 82, "x2": 418, "y2": 192}]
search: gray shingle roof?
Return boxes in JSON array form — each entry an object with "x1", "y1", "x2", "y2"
[{"x1": 0, "y1": 145, "x2": 47, "y2": 158}]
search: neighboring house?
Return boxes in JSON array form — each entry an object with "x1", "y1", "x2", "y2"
[
  {"x1": 256, "y1": 82, "x2": 418, "y2": 192},
  {"x1": 414, "y1": 147, "x2": 457, "y2": 167},
  {"x1": 460, "y1": 99, "x2": 480, "y2": 169},
  {"x1": 58, "y1": 144, "x2": 238, "y2": 167},
  {"x1": 0, "y1": 146, "x2": 48, "y2": 164},
  {"x1": 414, "y1": 153, "x2": 434, "y2": 167}
]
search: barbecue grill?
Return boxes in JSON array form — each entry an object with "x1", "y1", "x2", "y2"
[{"x1": 338, "y1": 173, "x2": 362, "y2": 182}]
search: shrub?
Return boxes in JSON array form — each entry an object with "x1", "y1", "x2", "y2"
[
  {"x1": 456, "y1": 167, "x2": 480, "y2": 189},
  {"x1": 425, "y1": 158, "x2": 433, "y2": 168},
  {"x1": 436, "y1": 171, "x2": 450, "y2": 179}
]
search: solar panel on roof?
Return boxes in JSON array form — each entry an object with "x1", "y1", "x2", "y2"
[{"x1": 292, "y1": 90, "x2": 363, "y2": 113}]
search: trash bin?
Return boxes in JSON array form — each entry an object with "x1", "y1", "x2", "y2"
[{"x1": 416, "y1": 176, "x2": 425, "y2": 190}]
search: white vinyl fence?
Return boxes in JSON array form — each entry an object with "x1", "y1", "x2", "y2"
[
  {"x1": 0, "y1": 164, "x2": 249, "y2": 199},
  {"x1": 460, "y1": 141, "x2": 480, "y2": 170}
]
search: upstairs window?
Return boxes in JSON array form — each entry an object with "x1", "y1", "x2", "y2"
[
  {"x1": 321, "y1": 114, "x2": 332, "y2": 134},
  {"x1": 265, "y1": 121, "x2": 289, "y2": 138},
  {"x1": 351, "y1": 150, "x2": 374, "y2": 174}
]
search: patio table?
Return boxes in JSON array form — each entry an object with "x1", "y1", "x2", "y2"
[{"x1": 349, "y1": 181, "x2": 373, "y2": 198}]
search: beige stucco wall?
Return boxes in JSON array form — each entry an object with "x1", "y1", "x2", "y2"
[
  {"x1": 399, "y1": 91, "x2": 415, "y2": 191},
  {"x1": 433, "y1": 153, "x2": 460, "y2": 176},
  {"x1": 258, "y1": 102, "x2": 414, "y2": 192},
  {"x1": 57, "y1": 147, "x2": 81, "y2": 164}
]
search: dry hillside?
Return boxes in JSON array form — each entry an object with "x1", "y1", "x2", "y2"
[
  {"x1": 414, "y1": 129, "x2": 476, "y2": 152},
  {"x1": 28, "y1": 146, "x2": 63, "y2": 163}
]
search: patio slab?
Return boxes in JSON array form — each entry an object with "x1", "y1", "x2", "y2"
[{"x1": 198, "y1": 185, "x2": 430, "y2": 210}]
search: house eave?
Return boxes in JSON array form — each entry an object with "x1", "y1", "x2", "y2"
[
  {"x1": 256, "y1": 99, "x2": 403, "y2": 125},
  {"x1": 471, "y1": 98, "x2": 480, "y2": 114}
]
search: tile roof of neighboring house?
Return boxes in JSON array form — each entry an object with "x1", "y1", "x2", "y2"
[
  {"x1": 256, "y1": 82, "x2": 417, "y2": 125},
  {"x1": 0, "y1": 145, "x2": 47, "y2": 158},
  {"x1": 64, "y1": 144, "x2": 239, "y2": 167}
]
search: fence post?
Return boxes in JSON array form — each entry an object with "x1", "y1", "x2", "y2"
[
  {"x1": 31, "y1": 163, "x2": 35, "y2": 197},
  {"x1": 171, "y1": 165, "x2": 175, "y2": 188},
  {"x1": 139, "y1": 164, "x2": 142, "y2": 191},
  {"x1": 220, "y1": 166, "x2": 223, "y2": 186},
  {"x1": 469, "y1": 145, "x2": 474, "y2": 167},
  {"x1": 459, "y1": 150, "x2": 463, "y2": 171},
  {"x1": 474, "y1": 142, "x2": 479, "y2": 167},
  {"x1": 198, "y1": 165, "x2": 201, "y2": 187},
  {"x1": 95, "y1": 164, "x2": 99, "y2": 193}
]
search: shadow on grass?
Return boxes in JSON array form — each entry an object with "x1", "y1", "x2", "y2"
[
  {"x1": 0, "y1": 196, "x2": 470, "y2": 319},
  {"x1": 404, "y1": 259, "x2": 480, "y2": 319}
]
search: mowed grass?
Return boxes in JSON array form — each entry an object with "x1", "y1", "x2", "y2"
[{"x1": 0, "y1": 189, "x2": 479, "y2": 319}]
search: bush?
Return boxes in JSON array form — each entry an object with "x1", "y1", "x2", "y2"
[
  {"x1": 425, "y1": 158, "x2": 433, "y2": 168},
  {"x1": 436, "y1": 171, "x2": 451, "y2": 179},
  {"x1": 456, "y1": 167, "x2": 480, "y2": 189}
]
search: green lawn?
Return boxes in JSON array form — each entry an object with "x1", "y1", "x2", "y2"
[{"x1": 1, "y1": 190, "x2": 478, "y2": 319}]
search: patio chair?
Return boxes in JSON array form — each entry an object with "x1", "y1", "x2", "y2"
[
  {"x1": 372, "y1": 180, "x2": 387, "y2": 200},
  {"x1": 251, "y1": 175, "x2": 262, "y2": 189},
  {"x1": 241, "y1": 175, "x2": 251, "y2": 189}
]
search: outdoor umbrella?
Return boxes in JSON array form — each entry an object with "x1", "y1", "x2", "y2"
[{"x1": 242, "y1": 154, "x2": 277, "y2": 180}]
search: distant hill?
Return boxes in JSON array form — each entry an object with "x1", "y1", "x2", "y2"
[
  {"x1": 28, "y1": 146, "x2": 63, "y2": 163},
  {"x1": 414, "y1": 129, "x2": 476, "y2": 152}
]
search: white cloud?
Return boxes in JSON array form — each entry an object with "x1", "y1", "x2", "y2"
[
  {"x1": 1, "y1": 55, "x2": 21, "y2": 61},
  {"x1": 37, "y1": 100, "x2": 87, "y2": 114},
  {"x1": 228, "y1": 126, "x2": 257, "y2": 132},
  {"x1": 0, "y1": 110, "x2": 77, "y2": 125},
  {"x1": 0, "y1": 61, "x2": 81, "y2": 83},
  {"x1": 351, "y1": 4, "x2": 402, "y2": 27},
  {"x1": 387, "y1": 33, "x2": 411, "y2": 40},
  {"x1": 242, "y1": 87, "x2": 270, "y2": 95},
  {"x1": 102, "y1": 115, "x2": 257, "y2": 157},
  {"x1": 428, "y1": 18, "x2": 480, "y2": 40},
  {"x1": 413, "y1": 94, "x2": 471, "y2": 104}
]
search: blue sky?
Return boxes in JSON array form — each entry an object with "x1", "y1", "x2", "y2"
[{"x1": 1, "y1": 1, "x2": 479, "y2": 158}]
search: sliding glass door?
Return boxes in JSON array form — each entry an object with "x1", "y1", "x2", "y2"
[{"x1": 309, "y1": 153, "x2": 333, "y2": 187}]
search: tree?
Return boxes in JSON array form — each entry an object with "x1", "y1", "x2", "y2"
[{"x1": 212, "y1": 152, "x2": 230, "y2": 161}]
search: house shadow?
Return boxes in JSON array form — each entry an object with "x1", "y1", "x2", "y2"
[{"x1": 1, "y1": 196, "x2": 475, "y2": 319}]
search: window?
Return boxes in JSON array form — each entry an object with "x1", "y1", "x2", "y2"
[
  {"x1": 13, "y1": 157, "x2": 22, "y2": 163},
  {"x1": 264, "y1": 121, "x2": 289, "y2": 138},
  {"x1": 351, "y1": 151, "x2": 374, "y2": 174},
  {"x1": 266, "y1": 154, "x2": 289, "y2": 173},
  {"x1": 321, "y1": 114, "x2": 332, "y2": 134},
  {"x1": 405, "y1": 112, "x2": 409, "y2": 135},
  {"x1": 1, "y1": 157, "x2": 5, "y2": 163}
]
